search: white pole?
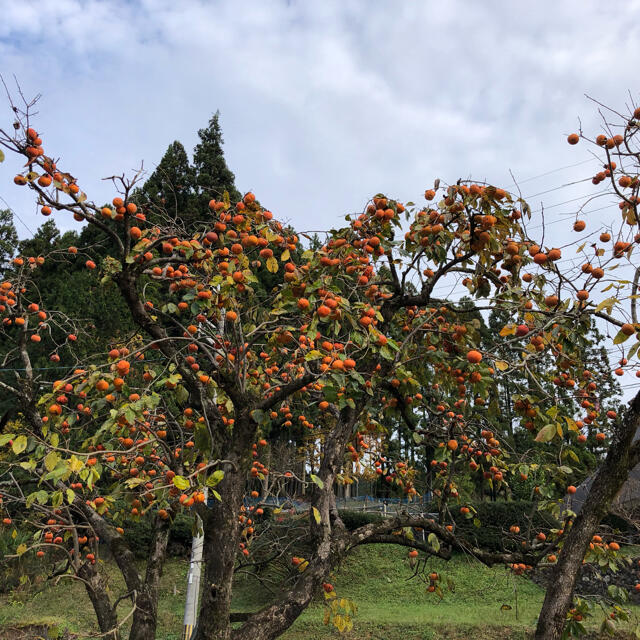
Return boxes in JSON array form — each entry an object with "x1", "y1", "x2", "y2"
[{"x1": 183, "y1": 492, "x2": 206, "y2": 640}]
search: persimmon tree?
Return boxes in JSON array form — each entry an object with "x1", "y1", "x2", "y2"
[
  {"x1": 0, "y1": 93, "x2": 638, "y2": 640},
  {"x1": 533, "y1": 101, "x2": 640, "y2": 640}
]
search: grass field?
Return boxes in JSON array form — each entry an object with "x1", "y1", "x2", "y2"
[{"x1": 0, "y1": 544, "x2": 632, "y2": 639}]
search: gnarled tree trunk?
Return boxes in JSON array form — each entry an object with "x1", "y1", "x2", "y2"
[
  {"x1": 129, "y1": 514, "x2": 172, "y2": 640},
  {"x1": 534, "y1": 391, "x2": 640, "y2": 640},
  {"x1": 191, "y1": 467, "x2": 246, "y2": 640},
  {"x1": 78, "y1": 563, "x2": 120, "y2": 640}
]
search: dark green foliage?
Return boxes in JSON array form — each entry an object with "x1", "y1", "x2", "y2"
[
  {"x1": 137, "y1": 141, "x2": 197, "y2": 228},
  {"x1": 448, "y1": 500, "x2": 559, "y2": 552},
  {"x1": 133, "y1": 112, "x2": 240, "y2": 232},
  {"x1": 337, "y1": 510, "x2": 383, "y2": 530},
  {"x1": 121, "y1": 513, "x2": 195, "y2": 558},
  {"x1": 0, "y1": 209, "x2": 18, "y2": 268},
  {"x1": 192, "y1": 111, "x2": 241, "y2": 212},
  {"x1": 0, "y1": 527, "x2": 46, "y2": 594},
  {"x1": 17, "y1": 221, "x2": 134, "y2": 355}
]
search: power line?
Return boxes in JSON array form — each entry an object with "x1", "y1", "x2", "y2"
[
  {"x1": 523, "y1": 177, "x2": 594, "y2": 201},
  {"x1": 0, "y1": 193, "x2": 35, "y2": 237},
  {"x1": 507, "y1": 158, "x2": 599, "y2": 188}
]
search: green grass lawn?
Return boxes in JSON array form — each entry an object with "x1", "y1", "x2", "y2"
[{"x1": 0, "y1": 545, "x2": 632, "y2": 639}]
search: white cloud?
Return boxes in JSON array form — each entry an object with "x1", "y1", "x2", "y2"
[{"x1": 0, "y1": 0, "x2": 638, "y2": 239}]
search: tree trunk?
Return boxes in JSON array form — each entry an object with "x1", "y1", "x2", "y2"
[
  {"x1": 78, "y1": 563, "x2": 120, "y2": 640},
  {"x1": 129, "y1": 514, "x2": 171, "y2": 640},
  {"x1": 534, "y1": 391, "x2": 640, "y2": 640},
  {"x1": 230, "y1": 410, "x2": 356, "y2": 640},
  {"x1": 191, "y1": 470, "x2": 245, "y2": 640}
]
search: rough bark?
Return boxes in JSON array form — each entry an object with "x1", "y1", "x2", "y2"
[
  {"x1": 191, "y1": 468, "x2": 246, "y2": 640},
  {"x1": 534, "y1": 390, "x2": 640, "y2": 640},
  {"x1": 228, "y1": 410, "x2": 357, "y2": 640},
  {"x1": 75, "y1": 499, "x2": 171, "y2": 640},
  {"x1": 77, "y1": 563, "x2": 120, "y2": 640},
  {"x1": 129, "y1": 514, "x2": 172, "y2": 640}
]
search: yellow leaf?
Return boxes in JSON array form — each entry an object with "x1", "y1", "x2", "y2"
[
  {"x1": 68, "y1": 455, "x2": 85, "y2": 474},
  {"x1": 44, "y1": 451, "x2": 59, "y2": 472},
  {"x1": 495, "y1": 361, "x2": 509, "y2": 371},
  {"x1": 16, "y1": 543, "x2": 27, "y2": 556},
  {"x1": 564, "y1": 416, "x2": 578, "y2": 432},
  {"x1": 312, "y1": 506, "x2": 322, "y2": 524},
  {"x1": 595, "y1": 297, "x2": 618, "y2": 314},
  {"x1": 280, "y1": 249, "x2": 290, "y2": 262},
  {"x1": 266, "y1": 256, "x2": 278, "y2": 273},
  {"x1": 499, "y1": 324, "x2": 516, "y2": 337},
  {"x1": 12, "y1": 435, "x2": 27, "y2": 454}
]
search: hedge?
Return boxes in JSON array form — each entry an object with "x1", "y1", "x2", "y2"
[
  {"x1": 121, "y1": 513, "x2": 195, "y2": 558},
  {"x1": 448, "y1": 500, "x2": 560, "y2": 552}
]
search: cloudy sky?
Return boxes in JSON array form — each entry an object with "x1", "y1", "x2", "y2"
[
  {"x1": 1, "y1": 0, "x2": 639, "y2": 396},
  {"x1": 1, "y1": 0, "x2": 639, "y2": 239}
]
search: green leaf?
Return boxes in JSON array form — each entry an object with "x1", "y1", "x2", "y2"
[
  {"x1": 172, "y1": 475, "x2": 190, "y2": 490},
  {"x1": 211, "y1": 490, "x2": 221, "y2": 501},
  {"x1": 0, "y1": 433, "x2": 15, "y2": 447},
  {"x1": 428, "y1": 532, "x2": 440, "y2": 552},
  {"x1": 206, "y1": 470, "x2": 224, "y2": 487},
  {"x1": 250, "y1": 409, "x2": 265, "y2": 423},
  {"x1": 412, "y1": 432, "x2": 423, "y2": 445},
  {"x1": 44, "y1": 451, "x2": 59, "y2": 472},
  {"x1": 66, "y1": 489, "x2": 75, "y2": 505},
  {"x1": 175, "y1": 385, "x2": 189, "y2": 405},
  {"x1": 312, "y1": 506, "x2": 322, "y2": 524},
  {"x1": 535, "y1": 424, "x2": 557, "y2": 443},
  {"x1": 194, "y1": 423, "x2": 212, "y2": 454},
  {"x1": 614, "y1": 330, "x2": 631, "y2": 345},
  {"x1": 26, "y1": 490, "x2": 48, "y2": 508},
  {"x1": 310, "y1": 474, "x2": 324, "y2": 490},
  {"x1": 379, "y1": 345, "x2": 394, "y2": 360},
  {"x1": 12, "y1": 435, "x2": 27, "y2": 454}
]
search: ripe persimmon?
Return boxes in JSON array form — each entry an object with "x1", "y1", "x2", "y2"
[{"x1": 466, "y1": 350, "x2": 482, "y2": 364}]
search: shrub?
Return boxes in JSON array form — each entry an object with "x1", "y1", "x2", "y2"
[
  {"x1": 450, "y1": 500, "x2": 560, "y2": 552},
  {"x1": 338, "y1": 510, "x2": 383, "y2": 530},
  {"x1": 121, "y1": 513, "x2": 195, "y2": 558}
]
